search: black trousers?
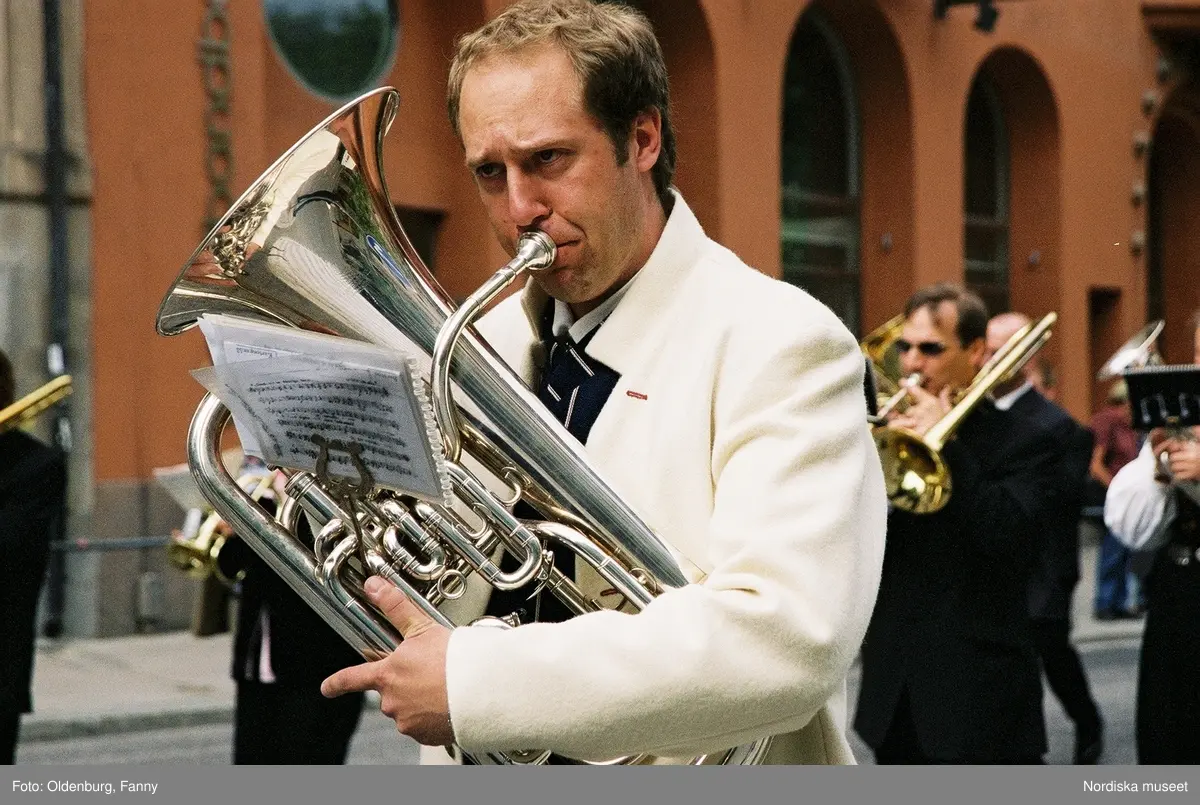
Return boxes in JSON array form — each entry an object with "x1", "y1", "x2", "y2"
[
  {"x1": 1030, "y1": 617, "x2": 1101, "y2": 731},
  {"x1": 233, "y1": 681, "x2": 364, "y2": 765},
  {"x1": 1136, "y1": 558, "x2": 1200, "y2": 764},
  {"x1": 873, "y1": 689, "x2": 1044, "y2": 765},
  {"x1": 1, "y1": 709, "x2": 19, "y2": 765}
]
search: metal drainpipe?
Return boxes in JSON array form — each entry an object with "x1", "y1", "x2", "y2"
[{"x1": 42, "y1": 0, "x2": 72, "y2": 637}]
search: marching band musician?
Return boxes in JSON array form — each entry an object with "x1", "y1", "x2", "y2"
[
  {"x1": 0, "y1": 349, "x2": 67, "y2": 764},
  {"x1": 216, "y1": 459, "x2": 366, "y2": 764},
  {"x1": 986, "y1": 312, "x2": 1104, "y2": 764},
  {"x1": 321, "y1": 0, "x2": 887, "y2": 764},
  {"x1": 1104, "y1": 310, "x2": 1200, "y2": 764},
  {"x1": 853, "y1": 284, "x2": 1057, "y2": 764}
]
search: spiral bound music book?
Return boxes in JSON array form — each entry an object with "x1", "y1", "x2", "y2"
[{"x1": 192, "y1": 313, "x2": 451, "y2": 505}]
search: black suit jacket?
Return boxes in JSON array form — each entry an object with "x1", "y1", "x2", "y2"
[
  {"x1": 218, "y1": 506, "x2": 363, "y2": 686},
  {"x1": 0, "y1": 431, "x2": 66, "y2": 713},
  {"x1": 1009, "y1": 388, "x2": 1094, "y2": 620},
  {"x1": 854, "y1": 401, "x2": 1055, "y2": 761}
]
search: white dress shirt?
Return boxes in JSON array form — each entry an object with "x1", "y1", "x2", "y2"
[
  {"x1": 993, "y1": 380, "x2": 1034, "y2": 411},
  {"x1": 1105, "y1": 441, "x2": 1200, "y2": 552}
]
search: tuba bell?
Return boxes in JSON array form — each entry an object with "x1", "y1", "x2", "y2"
[
  {"x1": 1097, "y1": 320, "x2": 1164, "y2": 381},
  {"x1": 873, "y1": 312, "x2": 1057, "y2": 513},
  {"x1": 156, "y1": 88, "x2": 769, "y2": 765}
]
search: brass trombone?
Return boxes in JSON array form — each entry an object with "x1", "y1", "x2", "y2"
[
  {"x1": 0, "y1": 375, "x2": 72, "y2": 434},
  {"x1": 861, "y1": 315, "x2": 905, "y2": 399},
  {"x1": 873, "y1": 312, "x2": 1057, "y2": 514},
  {"x1": 167, "y1": 471, "x2": 275, "y2": 587}
]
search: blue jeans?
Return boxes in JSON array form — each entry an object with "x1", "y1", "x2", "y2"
[{"x1": 1095, "y1": 527, "x2": 1143, "y2": 614}]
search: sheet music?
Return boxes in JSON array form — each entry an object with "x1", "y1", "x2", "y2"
[
  {"x1": 193, "y1": 314, "x2": 450, "y2": 503},
  {"x1": 1123, "y1": 365, "x2": 1200, "y2": 430}
]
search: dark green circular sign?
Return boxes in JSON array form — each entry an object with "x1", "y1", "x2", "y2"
[{"x1": 265, "y1": 0, "x2": 399, "y2": 101}]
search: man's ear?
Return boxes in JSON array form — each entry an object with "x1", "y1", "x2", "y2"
[
  {"x1": 965, "y1": 337, "x2": 987, "y2": 370},
  {"x1": 630, "y1": 109, "x2": 662, "y2": 174}
]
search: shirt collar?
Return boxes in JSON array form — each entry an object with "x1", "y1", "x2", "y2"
[
  {"x1": 993, "y1": 380, "x2": 1035, "y2": 411},
  {"x1": 549, "y1": 278, "x2": 635, "y2": 342},
  {"x1": 519, "y1": 189, "x2": 707, "y2": 374}
]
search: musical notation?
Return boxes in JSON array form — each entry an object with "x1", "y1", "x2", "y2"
[{"x1": 192, "y1": 313, "x2": 450, "y2": 503}]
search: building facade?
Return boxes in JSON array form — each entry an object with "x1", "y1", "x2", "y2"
[{"x1": 27, "y1": 0, "x2": 1195, "y2": 634}]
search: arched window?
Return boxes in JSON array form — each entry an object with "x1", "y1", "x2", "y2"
[
  {"x1": 781, "y1": 10, "x2": 861, "y2": 334},
  {"x1": 265, "y1": 0, "x2": 399, "y2": 102},
  {"x1": 964, "y1": 76, "x2": 1010, "y2": 315}
]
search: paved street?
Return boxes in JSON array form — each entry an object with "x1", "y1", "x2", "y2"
[
  {"x1": 847, "y1": 638, "x2": 1139, "y2": 765},
  {"x1": 16, "y1": 708, "x2": 420, "y2": 766},
  {"x1": 17, "y1": 638, "x2": 1140, "y2": 766}
]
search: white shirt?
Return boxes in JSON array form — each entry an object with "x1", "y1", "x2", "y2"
[
  {"x1": 1105, "y1": 441, "x2": 1200, "y2": 552},
  {"x1": 549, "y1": 279, "x2": 635, "y2": 342},
  {"x1": 993, "y1": 380, "x2": 1034, "y2": 411}
]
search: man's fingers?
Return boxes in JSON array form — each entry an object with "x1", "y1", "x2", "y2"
[
  {"x1": 321, "y1": 660, "x2": 381, "y2": 698},
  {"x1": 364, "y1": 576, "x2": 436, "y2": 638},
  {"x1": 907, "y1": 384, "x2": 935, "y2": 403}
]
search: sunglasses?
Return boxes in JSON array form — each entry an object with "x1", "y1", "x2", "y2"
[{"x1": 895, "y1": 339, "x2": 948, "y2": 357}]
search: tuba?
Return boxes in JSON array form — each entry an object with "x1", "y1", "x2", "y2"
[
  {"x1": 0, "y1": 375, "x2": 72, "y2": 435},
  {"x1": 156, "y1": 88, "x2": 769, "y2": 765},
  {"x1": 873, "y1": 312, "x2": 1056, "y2": 513}
]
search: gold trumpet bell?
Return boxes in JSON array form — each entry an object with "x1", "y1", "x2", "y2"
[{"x1": 874, "y1": 427, "x2": 951, "y2": 514}]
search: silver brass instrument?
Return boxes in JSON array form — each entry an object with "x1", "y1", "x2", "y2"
[
  {"x1": 156, "y1": 88, "x2": 769, "y2": 765},
  {"x1": 1096, "y1": 320, "x2": 1164, "y2": 381},
  {"x1": 873, "y1": 312, "x2": 1057, "y2": 513},
  {"x1": 1097, "y1": 320, "x2": 1195, "y2": 481}
]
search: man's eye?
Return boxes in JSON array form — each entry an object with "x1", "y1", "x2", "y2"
[
  {"x1": 475, "y1": 164, "x2": 503, "y2": 180},
  {"x1": 534, "y1": 149, "x2": 560, "y2": 165}
]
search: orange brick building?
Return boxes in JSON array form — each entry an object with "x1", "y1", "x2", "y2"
[{"x1": 74, "y1": 0, "x2": 1199, "y2": 633}]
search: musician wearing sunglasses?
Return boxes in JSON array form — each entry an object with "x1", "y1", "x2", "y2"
[
  {"x1": 320, "y1": 0, "x2": 887, "y2": 765},
  {"x1": 1104, "y1": 310, "x2": 1200, "y2": 763},
  {"x1": 854, "y1": 283, "x2": 1058, "y2": 764}
]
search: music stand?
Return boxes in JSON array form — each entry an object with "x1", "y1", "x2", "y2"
[{"x1": 1122, "y1": 365, "x2": 1200, "y2": 431}]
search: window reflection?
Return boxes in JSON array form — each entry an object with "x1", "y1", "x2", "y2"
[{"x1": 780, "y1": 10, "x2": 861, "y2": 335}]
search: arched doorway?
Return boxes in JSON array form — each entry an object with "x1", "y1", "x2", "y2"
[
  {"x1": 963, "y1": 74, "x2": 1009, "y2": 316},
  {"x1": 780, "y1": 8, "x2": 861, "y2": 333},
  {"x1": 967, "y1": 49, "x2": 1064, "y2": 404},
  {"x1": 1148, "y1": 80, "x2": 1200, "y2": 364}
]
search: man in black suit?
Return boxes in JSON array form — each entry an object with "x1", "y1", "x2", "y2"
[
  {"x1": 213, "y1": 463, "x2": 366, "y2": 764},
  {"x1": 854, "y1": 284, "x2": 1055, "y2": 764},
  {"x1": 0, "y1": 350, "x2": 67, "y2": 764},
  {"x1": 987, "y1": 312, "x2": 1104, "y2": 764}
]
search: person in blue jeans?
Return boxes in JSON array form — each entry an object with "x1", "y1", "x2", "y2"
[{"x1": 1088, "y1": 381, "x2": 1144, "y2": 619}]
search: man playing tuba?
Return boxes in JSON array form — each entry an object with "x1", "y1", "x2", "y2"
[{"x1": 320, "y1": 0, "x2": 887, "y2": 764}]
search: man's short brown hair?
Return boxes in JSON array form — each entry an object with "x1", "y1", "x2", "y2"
[
  {"x1": 903, "y1": 282, "x2": 990, "y2": 348},
  {"x1": 447, "y1": 0, "x2": 677, "y2": 210}
]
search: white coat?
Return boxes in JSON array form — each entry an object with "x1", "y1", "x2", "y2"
[{"x1": 431, "y1": 195, "x2": 886, "y2": 764}]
